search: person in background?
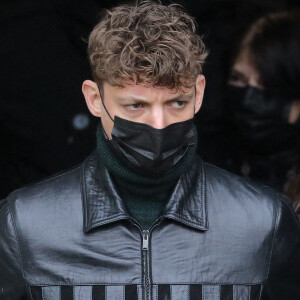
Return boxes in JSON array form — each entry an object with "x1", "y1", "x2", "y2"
[
  {"x1": 286, "y1": 174, "x2": 300, "y2": 219},
  {"x1": 224, "y1": 11, "x2": 300, "y2": 192}
]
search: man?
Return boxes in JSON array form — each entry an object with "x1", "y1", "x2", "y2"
[{"x1": 0, "y1": 1, "x2": 299, "y2": 299}]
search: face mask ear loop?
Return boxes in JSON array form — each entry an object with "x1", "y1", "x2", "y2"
[
  {"x1": 98, "y1": 85, "x2": 114, "y2": 140},
  {"x1": 98, "y1": 85, "x2": 114, "y2": 123},
  {"x1": 193, "y1": 85, "x2": 197, "y2": 117}
]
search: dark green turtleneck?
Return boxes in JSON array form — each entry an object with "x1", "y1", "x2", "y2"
[{"x1": 96, "y1": 124, "x2": 197, "y2": 229}]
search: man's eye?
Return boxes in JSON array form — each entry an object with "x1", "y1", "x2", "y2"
[
  {"x1": 126, "y1": 103, "x2": 143, "y2": 111},
  {"x1": 170, "y1": 101, "x2": 186, "y2": 109}
]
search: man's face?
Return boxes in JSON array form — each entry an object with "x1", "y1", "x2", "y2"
[{"x1": 82, "y1": 75, "x2": 205, "y2": 138}]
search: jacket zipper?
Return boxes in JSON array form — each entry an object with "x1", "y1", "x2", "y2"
[
  {"x1": 142, "y1": 230, "x2": 150, "y2": 300},
  {"x1": 130, "y1": 218, "x2": 162, "y2": 300}
]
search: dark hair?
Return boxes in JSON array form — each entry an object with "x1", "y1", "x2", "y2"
[
  {"x1": 286, "y1": 174, "x2": 300, "y2": 216},
  {"x1": 240, "y1": 11, "x2": 300, "y2": 99}
]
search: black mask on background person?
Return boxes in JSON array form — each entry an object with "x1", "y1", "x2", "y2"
[
  {"x1": 99, "y1": 90, "x2": 197, "y2": 175},
  {"x1": 225, "y1": 85, "x2": 300, "y2": 154}
]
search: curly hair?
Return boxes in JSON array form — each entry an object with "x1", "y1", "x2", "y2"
[{"x1": 87, "y1": 1, "x2": 208, "y2": 91}]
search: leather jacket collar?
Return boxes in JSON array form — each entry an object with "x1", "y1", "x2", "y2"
[{"x1": 81, "y1": 152, "x2": 208, "y2": 232}]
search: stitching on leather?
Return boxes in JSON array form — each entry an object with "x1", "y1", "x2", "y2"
[
  {"x1": 88, "y1": 215, "x2": 129, "y2": 230},
  {"x1": 26, "y1": 281, "x2": 266, "y2": 287},
  {"x1": 164, "y1": 214, "x2": 206, "y2": 230},
  {"x1": 202, "y1": 161, "x2": 208, "y2": 230},
  {"x1": 166, "y1": 214, "x2": 204, "y2": 226},
  {"x1": 28, "y1": 282, "x2": 264, "y2": 288},
  {"x1": 29, "y1": 283, "x2": 142, "y2": 286},
  {"x1": 151, "y1": 281, "x2": 265, "y2": 285},
  {"x1": 265, "y1": 195, "x2": 281, "y2": 281},
  {"x1": 200, "y1": 160, "x2": 204, "y2": 227},
  {"x1": 81, "y1": 160, "x2": 89, "y2": 231},
  {"x1": 7, "y1": 202, "x2": 27, "y2": 287}
]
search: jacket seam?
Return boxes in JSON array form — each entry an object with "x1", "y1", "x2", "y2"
[
  {"x1": 265, "y1": 195, "x2": 281, "y2": 281},
  {"x1": 26, "y1": 281, "x2": 264, "y2": 286},
  {"x1": 202, "y1": 161, "x2": 208, "y2": 229},
  {"x1": 81, "y1": 161, "x2": 88, "y2": 231},
  {"x1": 27, "y1": 282, "x2": 143, "y2": 286},
  {"x1": 7, "y1": 201, "x2": 27, "y2": 288},
  {"x1": 85, "y1": 214, "x2": 130, "y2": 231},
  {"x1": 165, "y1": 214, "x2": 204, "y2": 227},
  {"x1": 152, "y1": 281, "x2": 265, "y2": 285}
]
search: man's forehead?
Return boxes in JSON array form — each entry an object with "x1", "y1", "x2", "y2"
[{"x1": 103, "y1": 80, "x2": 195, "y2": 98}]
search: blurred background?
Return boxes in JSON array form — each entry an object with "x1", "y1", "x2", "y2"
[{"x1": 0, "y1": 0, "x2": 299, "y2": 199}]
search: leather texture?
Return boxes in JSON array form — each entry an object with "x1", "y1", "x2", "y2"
[{"x1": 0, "y1": 152, "x2": 300, "y2": 300}]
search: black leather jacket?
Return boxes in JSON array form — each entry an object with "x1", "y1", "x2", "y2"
[{"x1": 1, "y1": 152, "x2": 300, "y2": 300}]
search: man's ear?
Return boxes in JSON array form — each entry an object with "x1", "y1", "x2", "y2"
[
  {"x1": 194, "y1": 75, "x2": 206, "y2": 114},
  {"x1": 82, "y1": 80, "x2": 102, "y2": 117}
]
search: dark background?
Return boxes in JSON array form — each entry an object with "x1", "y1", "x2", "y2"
[{"x1": 1, "y1": 0, "x2": 299, "y2": 199}]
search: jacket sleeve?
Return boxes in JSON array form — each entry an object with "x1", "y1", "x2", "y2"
[
  {"x1": 0, "y1": 199, "x2": 27, "y2": 299},
  {"x1": 263, "y1": 196, "x2": 300, "y2": 300}
]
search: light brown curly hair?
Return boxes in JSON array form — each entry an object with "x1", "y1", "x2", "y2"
[{"x1": 87, "y1": 0, "x2": 208, "y2": 91}]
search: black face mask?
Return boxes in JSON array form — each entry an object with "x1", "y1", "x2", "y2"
[
  {"x1": 107, "y1": 116, "x2": 197, "y2": 175},
  {"x1": 225, "y1": 85, "x2": 299, "y2": 154}
]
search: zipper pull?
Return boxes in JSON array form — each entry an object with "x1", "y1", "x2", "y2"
[{"x1": 142, "y1": 230, "x2": 149, "y2": 250}]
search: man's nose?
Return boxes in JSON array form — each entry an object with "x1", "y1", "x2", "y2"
[{"x1": 148, "y1": 109, "x2": 167, "y2": 129}]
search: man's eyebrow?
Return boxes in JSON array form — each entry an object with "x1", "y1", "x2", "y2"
[
  {"x1": 165, "y1": 93, "x2": 194, "y2": 102},
  {"x1": 116, "y1": 93, "x2": 194, "y2": 103}
]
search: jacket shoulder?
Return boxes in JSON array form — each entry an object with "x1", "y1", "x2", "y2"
[
  {"x1": 203, "y1": 160, "x2": 286, "y2": 209},
  {"x1": 6, "y1": 164, "x2": 82, "y2": 213},
  {"x1": 200, "y1": 160, "x2": 290, "y2": 243}
]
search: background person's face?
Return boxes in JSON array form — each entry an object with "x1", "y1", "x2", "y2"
[
  {"x1": 228, "y1": 48, "x2": 262, "y2": 89},
  {"x1": 227, "y1": 48, "x2": 300, "y2": 124},
  {"x1": 83, "y1": 75, "x2": 205, "y2": 138}
]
